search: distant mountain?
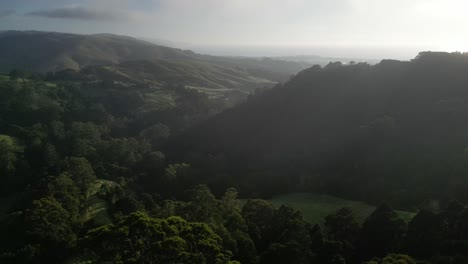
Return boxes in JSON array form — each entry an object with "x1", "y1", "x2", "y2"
[
  {"x1": 139, "y1": 37, "x2": 190, "y2": 50},
  {"x1": 0, "y1": 31, "x2": 195, "y2": 73},
  {"x1": 0, "y1": 31, "x2": 310, "y2": 85},
  {"x1": 202, "y1": 56, "x2": 311, "y2": 82},
  {"x1": 274, "y1": 54, "x2": 380, "y2": 66},
  {"x1": 171, "y1": 52, "x2": 468, "y2": 205}
]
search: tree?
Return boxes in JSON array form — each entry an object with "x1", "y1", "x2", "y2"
[
  {"x1": 242, "y1": 199, "x2": 275, "y2": 251},
  {"x1": 325, "y1": 207, "x2": 360, "y2": 244},
  {"x1": 141, "y1": 151, "x2": 165, "y2": 173},
  {"x1": 81, "y1": 212, "x2": 232, "y2": 264},
  {"x1": 221, "y1": 188, "x2": 247, "y2": 232},
  {"x1": 260, "y1": 242, "x2": 303, "y2": 264},
  {"x1": 185, "y1": 184, "x2": 219, "y2": 222},
  {"x1": 47, "y1": 173, "x2": 82, "y2": 222},
  {"x1": 231, "y1": 230, "x2": 258, "y2": 264},
  {"x1": 324, "y1": 207, "x2": 360, "y2": 263},
  {"x1": 113, "y1": 195, "x2": 143, "y2": 216},
  {"x1": 0, "y1": 139, "x2": 17, "y2": 190},
  {"x1": 159, "y1": 163, "x2": 192, "y2": 194},
  {"x1": 67, "y1": 122, "x2": 102, "y2": 160},
  {"x1": 365, "y1": 253, "x2": 416, "y2": 264},
  {"x1": 99, "y1": 138, "x2": 144, "y2": 166},
  {"x1": 140, "y1": 123, "x2": 170, "y2": 147},
  {"x1": 405, "y1": 209, "x2": 443, "y2": 258},
  {"x1": 24, "y1": 197, "x2": 76, "y2": 262},
  {"x1": 359, "y1": 204, "x2": 407, "y2": 260},
  {"x1": 437, "y1": 201, "x2": 468, "y2": 257},
  {"x1": 442, "y1": 200, "x2": 464, "y2": 239},
  {"x1": 42, "y1": 143, "x2": 59, "y2": 170},
  {"x1": 62, "y1": 157, "x2": 96, "y2": 192}
]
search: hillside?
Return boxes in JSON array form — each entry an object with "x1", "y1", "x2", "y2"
[
  {"x1": 170, "y1": 52, "x2": 468, "y2": 206},
  {"x1": 2, "y1": 48, "x2": 468, "y2": 264},
  {"x1": 83, "y1": 60, "x2": 276, "y2": 95},
  {"x1": 0, "y1": 31, "x2": 309, "y2": 84},
  {"x1": 0, "y1": 31, "x2": 195, "y2": 73}
]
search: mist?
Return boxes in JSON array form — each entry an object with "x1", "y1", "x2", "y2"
[
  {"x1": 186, "y1": 44, "x2": 428, "y2": 60},
  {"x1": 1, "y1": 0, "x2": 467, "y2": 59}
]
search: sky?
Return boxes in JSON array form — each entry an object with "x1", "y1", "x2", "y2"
[{"x1": 0, "y1": 0, "x2": 467, "y2": 59}]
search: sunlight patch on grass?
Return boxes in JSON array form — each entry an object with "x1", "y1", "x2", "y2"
[{"x1": 244, "y1": 192, "x2": 416, "y2": 225}]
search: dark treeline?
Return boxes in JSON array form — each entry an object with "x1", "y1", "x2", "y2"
[{"x1": 171, "y1": 52, "x2": 468, "y2": 208}]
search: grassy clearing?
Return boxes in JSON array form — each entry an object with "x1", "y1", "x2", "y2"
[
  {"x1": 45, "y1": 82, "x2": 57, "y2": 87},
  {"x1": 186, "y1": 86, "x2": 233, "y2": 93},
  {"x1": 244, "y1": 192, "x2": 416, "y2": 225},
  {"x1": 143, "y1": 91, "x2": 176, "y2": 111},
  {"x1": 103, "y1": 66, "x2": 137, "y2": 81},
  {"x1": 185, "y1": 85, "x2": 233, "y2": 99}
]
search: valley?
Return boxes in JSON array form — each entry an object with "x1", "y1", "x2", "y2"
[{"x1": 1, "y1": 30, "x2": 468, "y2": 264}]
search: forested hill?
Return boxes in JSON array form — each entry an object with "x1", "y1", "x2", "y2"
[
  {"x1": 0, "y1": 31, "x2": 194, "y2": 73},
  {"x1": 4, "y1": 50, "x2": 468, "y2": 263},
  {"x1": 0, "y1": 31, "x2": 309, "y2": 83},
  {"x1": 170, "y1": 52, "x2": 468, "y2": 206}
]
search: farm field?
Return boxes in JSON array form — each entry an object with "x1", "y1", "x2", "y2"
[{"x1": 244, "y1": 192, "x2": 416, "y2": 225}]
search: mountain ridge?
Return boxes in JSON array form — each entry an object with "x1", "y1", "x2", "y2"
[{"x1": 0, "y1": 30, "x2": 196, "y2": 73}]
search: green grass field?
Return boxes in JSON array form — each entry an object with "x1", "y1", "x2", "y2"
[
  {"x1": 185, "y1": 85, "x2": 234, "y2": 99},
  {"x1": 244, "y1": 192, "x2": 416, "y2": 225},
  {"x1": 143, "y1": 90, "x2": 177, "y2": 111}
]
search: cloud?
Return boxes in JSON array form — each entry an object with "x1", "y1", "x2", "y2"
[
  {"x1": 27, "y1": 6, "x2": 126, "y2": 21},
  {"x1": 0, "y1": 9, "x2": 15, "y2": 18}
]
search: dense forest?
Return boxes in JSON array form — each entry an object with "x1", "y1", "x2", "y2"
[
  {"x1": 172, "y1": 52, "x2": 468, "y2": 208},
  {"x1": 3, "y1": 50, "x2": 468, "y2": 264}
]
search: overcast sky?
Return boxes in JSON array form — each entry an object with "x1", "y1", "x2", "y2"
[{"x1": 1, "y1": 0, "x2": 467, "y2": 59}]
